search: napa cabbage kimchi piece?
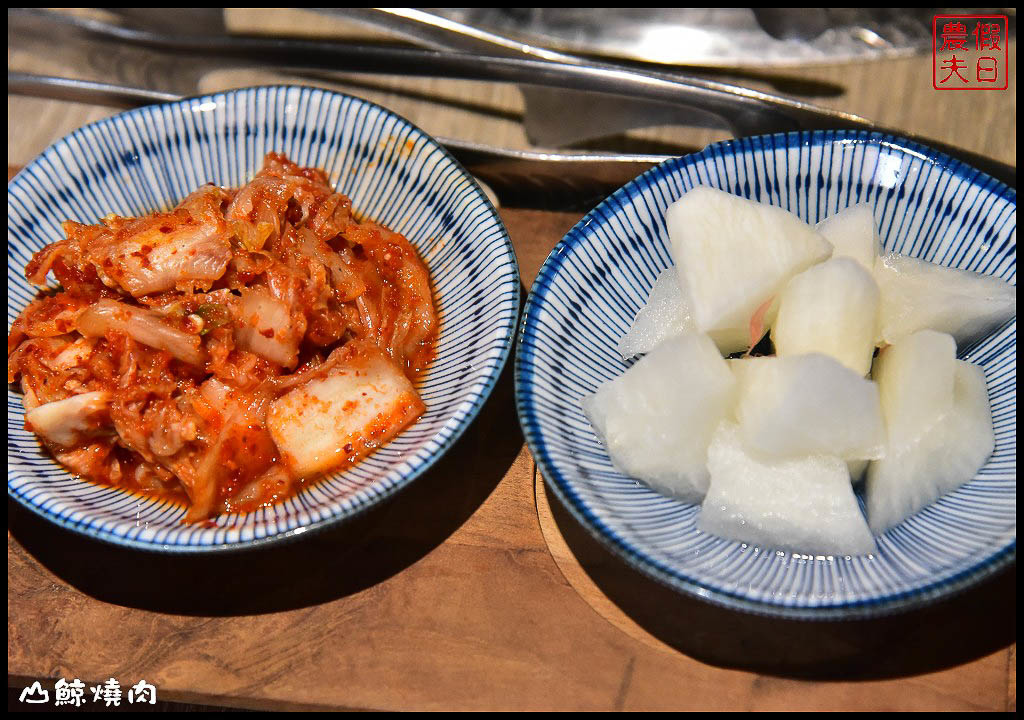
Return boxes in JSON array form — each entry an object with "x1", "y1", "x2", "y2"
[{"x1": 8, "y1": 153, "x2": 437, "y2": 522}]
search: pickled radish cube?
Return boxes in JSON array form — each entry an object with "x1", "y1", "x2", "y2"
[
  {"x1": 618, "y1": 267, "x2": 750, "y2": 358},
  {"x1": 815, "y1": 203, "x2": 880, "y2": 271},
  {"x1": 698, "y1": 421, "x2": 876, "y2": 556},
  {"x1": 772, "y1": 257, "x2": 880, "y2": 376},
  {"x1": 732, "y1": 354, "x2": 885, "y2": 461},
  {"x1": 618, "y1": 267, "x2": 696, "y2": 358},
  {"x1": 848, "y1": 459, "x2": 869, "y2": 483},
  {"x1": 871, "y1": 330, "x2": 956, "y2": 449},
  {"x1": 707, "y1": 326, "x2": 753, "y2": 357},
  {"x1": 667, "y1": 187, "x2": 832, "y2": 345},
  {"x1": 874, "y1": 252, "x2": 1017, "y2": 346},
  {"x1": 583, "y1": 333, "x2": 736, "y2": 503},
  {"x1": 866, "y1": 360, "x2": 995, "y2": 534},
  {"x1": 267, "y1": 341, "x2": 424, "y2": 478}
]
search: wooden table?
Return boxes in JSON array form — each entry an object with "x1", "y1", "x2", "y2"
[{"x1": 7, "y1": 10, "x2": 1017, "y2": 712}]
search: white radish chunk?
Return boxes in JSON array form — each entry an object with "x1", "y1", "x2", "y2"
[
  {"x1": 667, "y1": 186, "x2": 832, "y2": 346},
  {"x1": 866, "y1": 360, "x2": 995, "y2": 534},
  {"x1": 732, "y1": 354, "x2": 885, "y2": 462},
  {"x1": 711, "y1": 325, "x2": 758, "y2": 356},
  {"x1": 25, "y1": 391, "x2": 111, "y2": 448},
  {"x1": 583, "y1": 333, "x2": 736, "y2": 503},
  {"x1": 815, "y1": 203, "x2": 880, "y2": 271},
  {"x1": 267, "y1": 340, "x2": 424, "y2": 478},
  {"x1": 618, "y1": 268, "x2": 749, "y2": 358},
  {"x1": 874, "y1": 252, "x2": 1016, "y2": 346},
  {"x1": 871, "y1": 330, "x2": 956, "y2": 449},
  {"x1": 848, "y1": 459, "x2": 869, "y2": 483},
  {"x1": 618, "y1": 267, "x2": 695, "y2": 359},
  {"x1": 772, "y1": 257, "x2": 881, "y2": 376},
  {"x1": 698, "y1": 421, "x2": 876, "y2": 556}
]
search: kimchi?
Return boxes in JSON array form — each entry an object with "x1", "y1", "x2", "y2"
[{"x1": 8, "y1": 153, "x2": 437, "y2": 522}]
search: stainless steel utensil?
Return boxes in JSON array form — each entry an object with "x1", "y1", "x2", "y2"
[
  {"x1": 8, "y1": 9, "x2": 1015, "y2": 194},
  {"x1": 317, "y1": 7, "x2": 730, "y2": 148},
  {"x1": 8, "y1": 72, "x2": 671, "y2": 210},
  {"x1": 7, "y1": 8, "x2": 874, "y2": 140},
  {"x1": 406, "y1": 8, "x2": 939, "y2": 67}
]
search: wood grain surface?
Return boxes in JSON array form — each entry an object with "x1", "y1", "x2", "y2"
[
  {"x1": 6, "y1": 205, "x2": 1016, "y2": 712},
  {"x1": 6, "y1": 9, "x2": 1017, "y2": 712}
]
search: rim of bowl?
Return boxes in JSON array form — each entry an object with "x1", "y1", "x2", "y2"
[
  {"x1": 514, "y1": 129, "x2": 1016, "y2": 619},
  {"x1": 7, "y1": 84, "x2": 521, "y2": 553}
]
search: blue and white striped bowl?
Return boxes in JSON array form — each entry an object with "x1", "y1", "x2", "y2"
[
  {"x1": 516, "y1": 131, "x2": 1015, "y2": 618},
  {"x1": 8, "y1": 86, "x2": 519, "y2": 551}
]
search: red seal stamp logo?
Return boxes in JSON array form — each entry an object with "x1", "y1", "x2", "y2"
[{"x1": 933, "y1": 15, "x2": 1009, "y2": 90}]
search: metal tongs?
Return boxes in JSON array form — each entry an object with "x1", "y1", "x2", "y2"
[{"x1": 8, "y1": 8, "x2": 1016, "y2": 202}]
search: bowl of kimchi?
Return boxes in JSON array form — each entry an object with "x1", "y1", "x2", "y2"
[{"x1": 7, "y1": 86, "x2": 519, "y2": 550}]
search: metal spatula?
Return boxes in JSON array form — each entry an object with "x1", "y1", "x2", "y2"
[{"x1": 8, "y1": 9, "x2": 1016, "y2": 192}]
